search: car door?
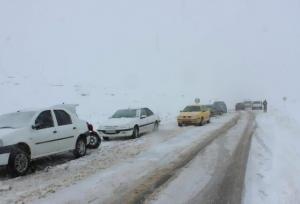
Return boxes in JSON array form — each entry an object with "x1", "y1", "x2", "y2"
[
  {"x1": 53, "y1": 109, "x2": 77, "y2": 152},
  {"x1": 31, "y1": 110, "x2": 58, "y2": 157},
  {"x1": 139, "y1": 108, "x2": 150, "y2": 133},
  {"x1": 145, "y1": 108, "x2": 156, "y2": 131}
]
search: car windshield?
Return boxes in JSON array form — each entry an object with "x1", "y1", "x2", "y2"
[
  {"x1": 183, "y1": 106, "x2": 201, "y2": 112},
  {"x1": 0, "y1": 111, "x2": 36, "y2": 129},
  {"x1": 111, "y1": 109, "x2": 137, "y2": 118}
]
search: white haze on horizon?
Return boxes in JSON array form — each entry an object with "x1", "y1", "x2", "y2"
[{"x1": 0, "y1": 0, "x2": 299, "y2": 110}]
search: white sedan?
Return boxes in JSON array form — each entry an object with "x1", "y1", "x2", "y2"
[
  {"x1": 0, "y1": 104, "x2": 91, "y2": 176},
  {"x1": 97, "y1": 108, "x2": 160, "y2": 140}
]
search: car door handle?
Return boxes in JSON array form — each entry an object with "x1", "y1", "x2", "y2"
[
  {"x1": 53, "y1": 130, "x2": 57, "y2": 134},
  {"x1": 73, "y1": 127, "x2": 77, "y2": 130}
]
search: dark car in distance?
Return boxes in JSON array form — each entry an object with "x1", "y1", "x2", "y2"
[
  {"x1": 213, "y1": 101, "x2": 227, "y2": 115},
  {"x1": 235, "y1": 102, "x2": 245, "y2": 111},
  {"x1": 252, "y1": 101, "x2": 263, "y2": 110},
  {"x1": 203, "y1": 105, "x2": 218, "y2": 117}
]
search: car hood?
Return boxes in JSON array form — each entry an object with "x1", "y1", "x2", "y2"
[
  {"x1": 100, "y1": 118, "x2": 136, "y2": 127},
  {"x1": 0, "y1": 128, "x2": 17, "y2": 139}
]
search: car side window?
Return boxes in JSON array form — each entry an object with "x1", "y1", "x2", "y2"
[
  {"x1": 141, "y1": 109, "x2": 147, "y2": 117},
  {"x1": 54, "y1": 110, "x2": 72, "y2": 126},
  {"x1": 146, "y1": 108, "x2": 154, "y2": 116},
  {"x1": 35, "y1": 110, "x2": 54, "y2": 129}
]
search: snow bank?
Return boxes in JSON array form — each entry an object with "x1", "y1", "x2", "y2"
[{"x1": 243, "y1": 110, "x2": 300, "y2": 204}]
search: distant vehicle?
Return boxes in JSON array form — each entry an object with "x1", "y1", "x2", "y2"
[
  {"x1": 244, "y1": 101, "x2": 253, "y2": 110},
  {"x1": 203, "y1": 105, "x2": 218, "y2": 117},
  {"x1": 0, "y1": 104, "x2": 92, "y2": 176},
  {"x1": 213, "y1": 101, "x2": 227, "y2": 114},
  {"x1": 177, "y1": 105, "x2": 210, "y2": 127},
  {"x1": 252, "y1": 101, "x2": 263, "y2": 110},
  {"x1": 98, "y1": 108, "x2": 160, "y2": 140},
  {"x1": 235, "y1": 102, "x2": 245, "y2": 111}
]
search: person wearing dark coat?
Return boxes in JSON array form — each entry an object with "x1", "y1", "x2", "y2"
[{"x1": 263, "y1": 100, "x2": 268, "y2": 112}]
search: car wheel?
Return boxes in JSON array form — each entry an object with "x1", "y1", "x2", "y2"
[
  {"x1": 87, "y1": 132, "x2": 101, "y2": 149},
  {"x1": 8, "y1": 147, "x2": 30, "y2": 177},
  {"x1": 207, "y1": 118, "x2": 211, "y2": 124},
  {"x1": 199, "y1": 118, "x2": 204, "y2": 126},
  {"x1": 73, "y1": 137, "x2": 87, "y2": 158},
  {"x1": 153, "y1": 121, "x2": 159, "y2": 131},
  {"x1": 178, "y1": 123, "x2": 183, "y2": 127},
  {"x1": 132, "y1": 126, "x2": 139, "y2": 139},
  {"x1": 103, "y1": 137, "x2": 110, "y2": 141}
]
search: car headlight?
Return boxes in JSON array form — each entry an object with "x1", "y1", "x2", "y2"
[{"x1": 0, "y1": 139, "x2": 3, "y2": 147}]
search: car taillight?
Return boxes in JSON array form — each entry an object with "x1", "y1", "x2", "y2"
[{"x1": 87, "y1": 122, "x2": 94, "y2": 131}]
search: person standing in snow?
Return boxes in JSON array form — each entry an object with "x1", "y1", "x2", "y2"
[{"x1": 263, "y1": 100, "x2": 268, "y2": 112}]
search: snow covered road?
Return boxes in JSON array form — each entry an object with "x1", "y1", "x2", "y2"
[
  {"x1": 146, "y1": 112, "x2": 255, "y2": 204},
  {"x1": 0, "y1": 113, "x2": 239, "y2": 204}
]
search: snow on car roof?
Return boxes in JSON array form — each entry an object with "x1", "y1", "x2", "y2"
[{"x1": 15, "y1": 104, "x2": 79, "y2": 113}]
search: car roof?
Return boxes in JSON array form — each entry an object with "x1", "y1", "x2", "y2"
[{"x1": 16, "y1": 104, "x2": 78, "y2": 113}]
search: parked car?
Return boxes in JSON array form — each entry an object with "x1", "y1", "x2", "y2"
[
  {"x1": 235, "y1": 102, "x2": 245, "y2": 111},
  {"x1": 0, "y1": 104, "x2": 93, "y2": 176},
  {"x1": 213, "y1": 101, "x2": 227, "y2": 114},
  {"x1": 203, "y1": 104, "x2": 218, "y2": 117},
  {"x1": 244, "y1": 101, "x2": 253, "y2": 110},
  {"x1": 252, "y1": 101, "x2": 263, "y2": 110},
  {"x1": 177, "y1": 105, "x2": 210, "y2": 126},
  {"x1": 97, "y1": 108, "x2": 160, "y2": 140}
]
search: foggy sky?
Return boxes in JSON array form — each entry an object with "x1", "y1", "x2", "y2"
[{"x1": 0, "y1": 0, "x2": 299, "y2": 107}]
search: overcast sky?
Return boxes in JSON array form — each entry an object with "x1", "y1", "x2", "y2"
[{"x1": 0, "y1": 0, "x2": 299, "y2": 107}]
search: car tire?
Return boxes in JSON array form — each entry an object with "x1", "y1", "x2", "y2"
[
  {"x1": 87, "y1": 132, "x2": 101, "y2": 149},
  {"x1": 178, "y1": 123, "x2": 183, "y2": 127},
  {"x1": 73, "y1": 137, "x2": 87, "y2": 158},
  {"x1": 132, "y1": 126, "x2": 139, "y2": 139},
  {"x1": 207, "y1": 118, "x2": 211, "y2": 124},
  {"x1": 8, "y1": 147, "x2": 30, "y2": 177},
  {"x1": 103, "y1": 137, "x2": 110, "y2": 141},
  {"x1": 153, "y1": 121, "x2": 159, "y2": 131},
  {"x1": 199, "y1": 118, "x2": 204, "y2": 126}
]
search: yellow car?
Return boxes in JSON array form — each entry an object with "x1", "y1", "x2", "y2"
[{"x1": 177, "y1": 105, "x2": 211, "y2": 127}]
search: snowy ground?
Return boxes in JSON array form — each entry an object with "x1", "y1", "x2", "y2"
[
  {"x1": 0, "y1": 113, "x2": 238, "y2": 204},
  {"x1": 243, "y1": 110, "x2": 300, "y2": 204}
]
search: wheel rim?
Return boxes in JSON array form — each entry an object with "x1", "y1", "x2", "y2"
[
  {"x1": 89, "y1": 136, "x2": 97, "y2": 145},
  {"x1": 15, "y1": 153, "x2": 28, "y2": 173},
  {"x1": 77, "y1": 140, "x2": 86, "y2": 155}
]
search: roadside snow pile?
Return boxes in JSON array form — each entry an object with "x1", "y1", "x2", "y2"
[{"x1": 243, "y1": 111, "x2": 300, "y2": 204}]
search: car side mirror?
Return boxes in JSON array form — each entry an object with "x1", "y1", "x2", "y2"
[
  {"x1": 140, "y1": 115, "x2": 147, "y2": 119},
  {"x1": 32, "y1": 123, "x2": 41, "y2": 130}
]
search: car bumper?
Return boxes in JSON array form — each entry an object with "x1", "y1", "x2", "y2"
[
  {"x1": 0, "y1": 153, "x2": 9, "y2": 166},
  {"x1": 0, "y1": 146, "x2": 11, "y2": 166},
  {"x1": 177, "y1": 119, "x2": 200, "y2": 125},
  {"x1": 97, "y1": 129, "x2": 134, "y2": 138}
]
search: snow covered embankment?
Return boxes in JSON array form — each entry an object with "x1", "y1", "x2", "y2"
[{"x1": 243, "y1": 111, "x2": 300, "y2": 204}]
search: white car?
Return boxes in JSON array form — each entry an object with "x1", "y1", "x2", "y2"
[
  {"x1": 0, "y1": 104, "x2": 91, "y2": 176},
  {"x1": 98, "y1": 108, "x2": 160, "y2": 140}
]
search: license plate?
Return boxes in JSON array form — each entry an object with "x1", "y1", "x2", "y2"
[{"x1": 106, "y1": 130, "x2": 116, "y2": 134}]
